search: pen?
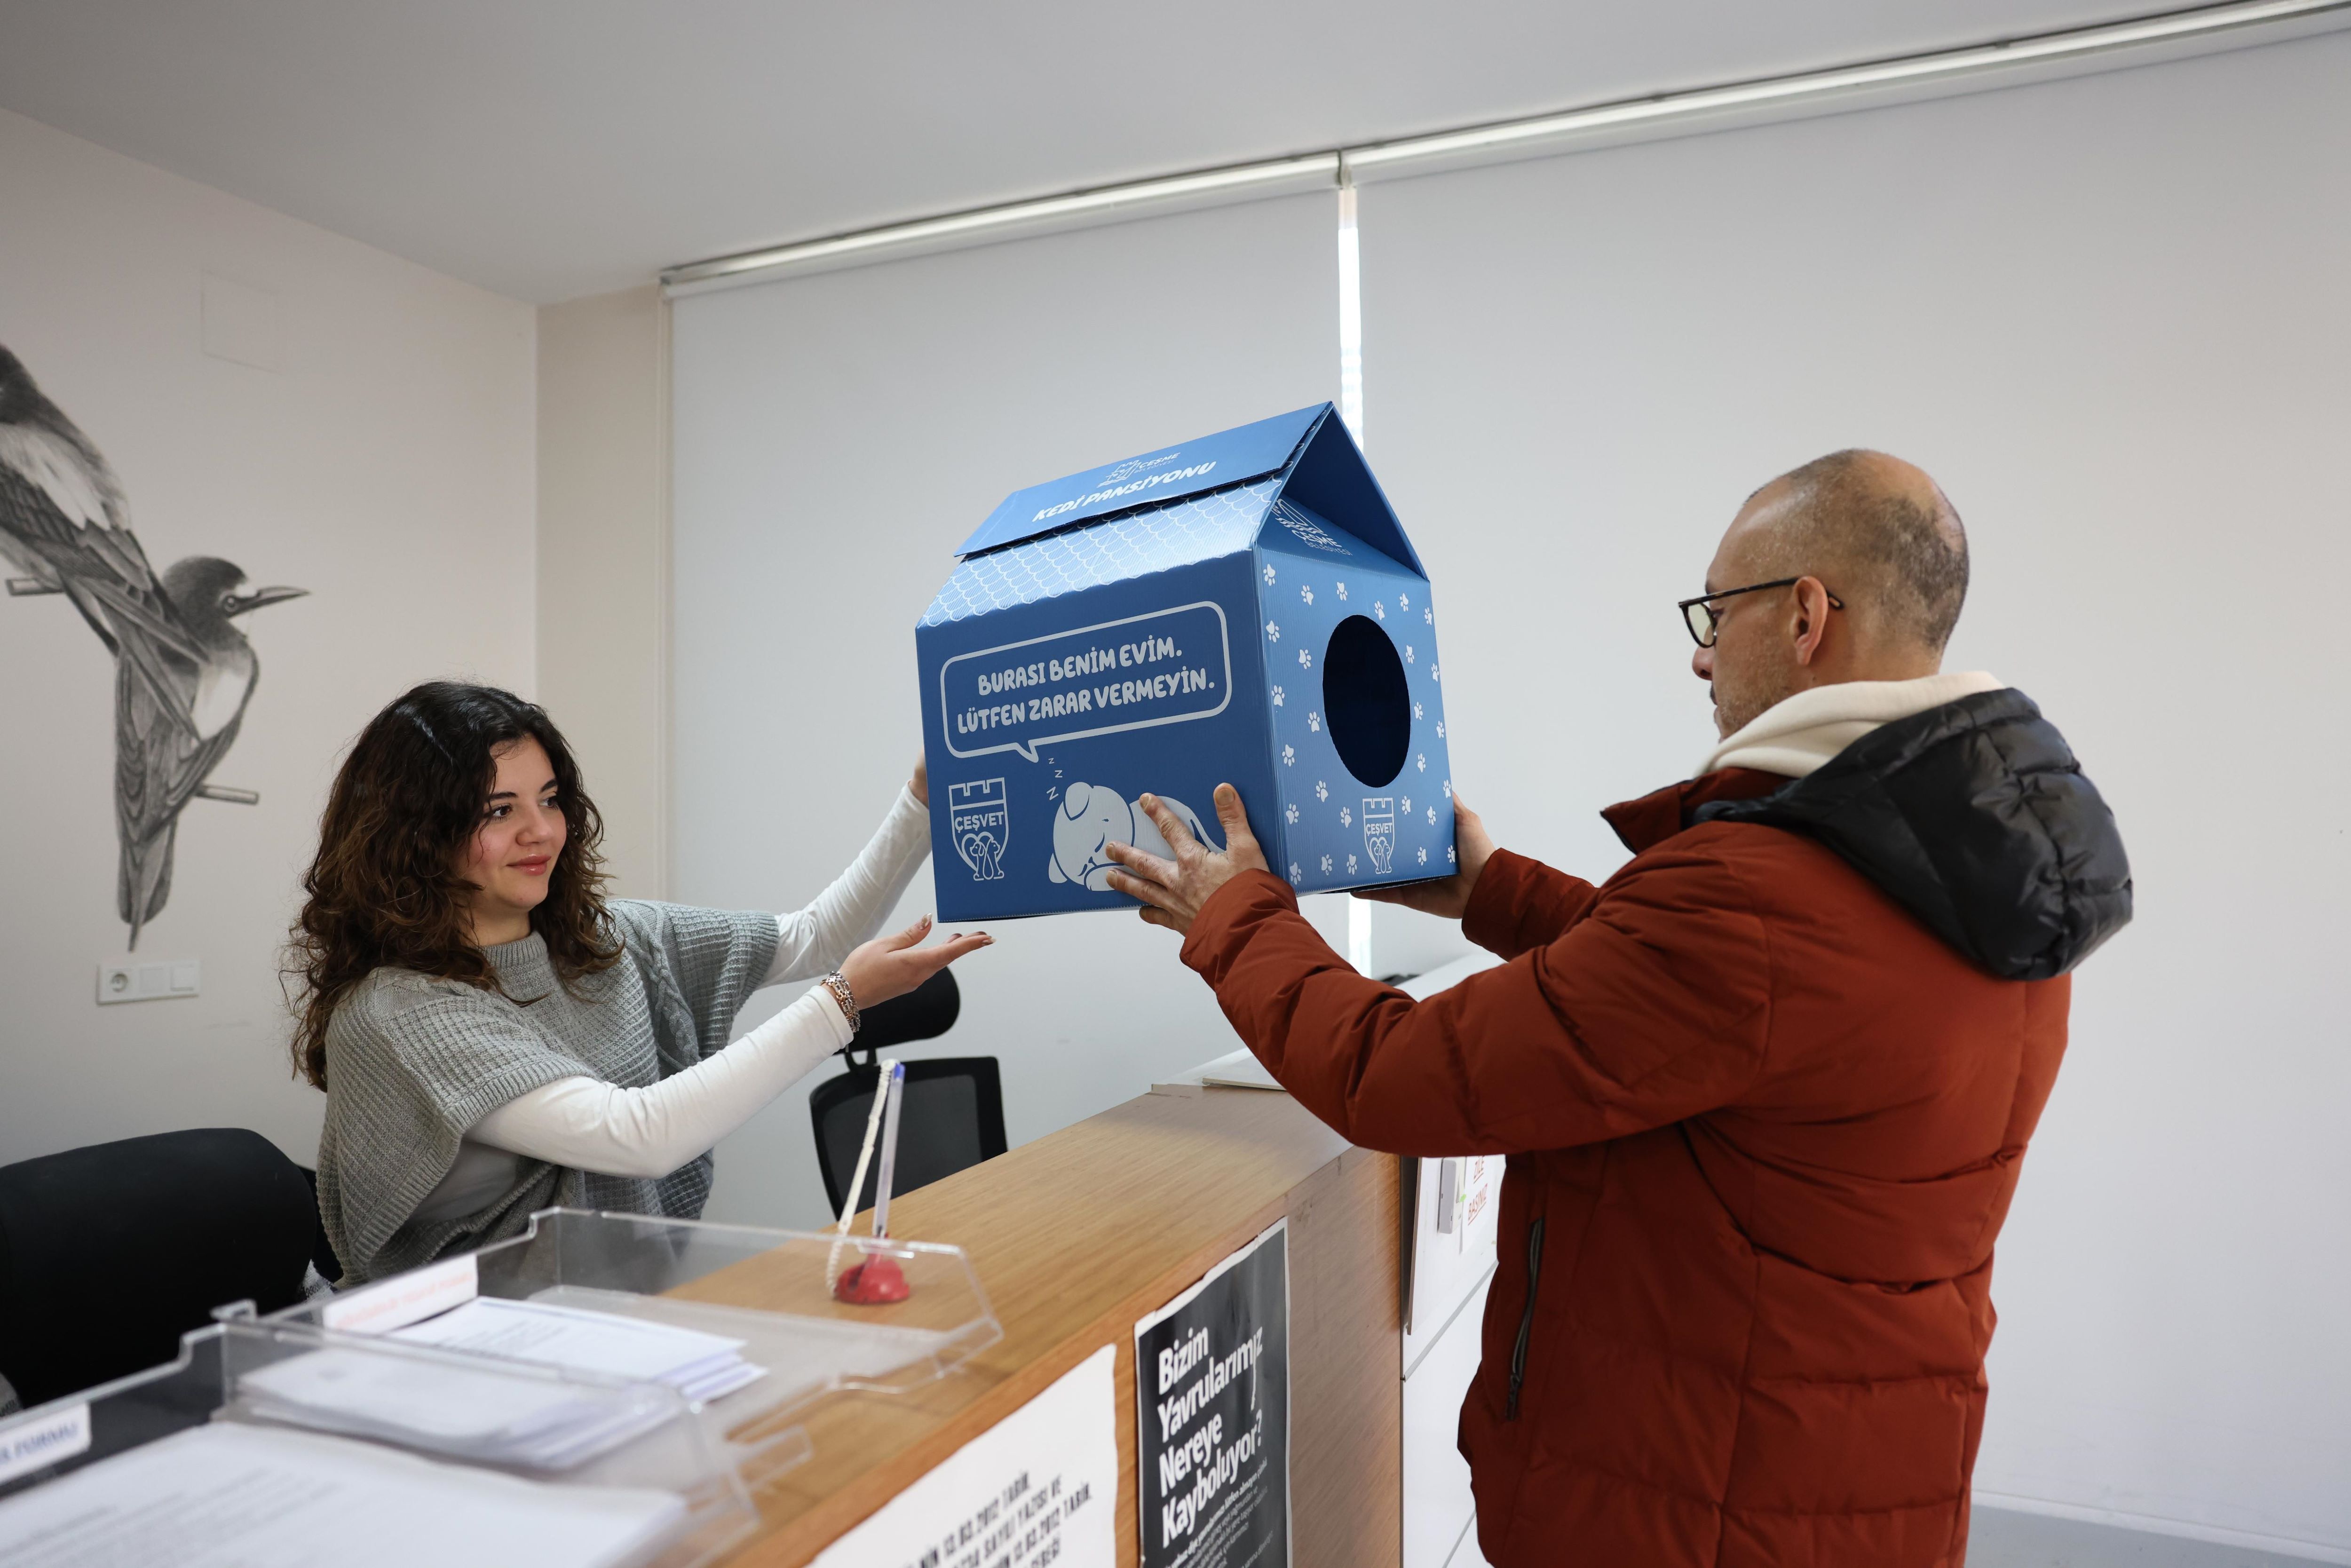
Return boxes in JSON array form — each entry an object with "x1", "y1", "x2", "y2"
[{"x1": 872, "y1": 1061, "x2": 907, "y2": 1239}]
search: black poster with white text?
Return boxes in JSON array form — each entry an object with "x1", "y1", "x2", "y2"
[{"x1": 1133, "y1": 1219, "x2": 1289, "y2": 1568}]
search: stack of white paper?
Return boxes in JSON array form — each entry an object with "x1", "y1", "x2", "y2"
[
  {"x1": 1196, "y1": 1047, "x2": 1285, "y2": 1091},
  {"x1": 239, "y1": 1345, "x2": 678, "y2": 1470},
  {"x1": 0, "y1": 1421, "x2": 688, "y2": 1568},
  {"x1": 391, "y1": 1297, "x2": 769, "y2": 1404}
]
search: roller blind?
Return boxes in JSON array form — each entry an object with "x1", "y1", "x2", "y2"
[
  {"x1": 670, "y1": 193, "x2": 1340, "y2": 1230},
  {"x1": 1356, "y1": 34, "x2": 2351, "y2": 1551}
]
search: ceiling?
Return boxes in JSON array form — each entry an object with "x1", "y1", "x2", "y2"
[{"x1": 0, "y1": 0, "x2": 2153, "y2": 304}]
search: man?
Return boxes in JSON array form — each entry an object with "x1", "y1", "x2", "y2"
[{"x1": 1106, "y1": 451, "x2": 2131, "y2": 1568}]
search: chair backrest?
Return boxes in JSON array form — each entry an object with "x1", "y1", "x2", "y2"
[
  {"x1": 854, "y1": 967, "x2": 960, "y2": 1056},
  {"x1": 809, "y1": 1058, "x2": 1007, "y2": 1217},
  {"x1": 295, "y1": 1164, "x2": 343, "y2": 1283},
  {"x1": 0, "y1": 1128, "x2": 318, "y2": 1407}
]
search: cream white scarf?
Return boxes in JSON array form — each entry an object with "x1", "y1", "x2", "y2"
[{"x1": 1698, "y1": 671, "x2": 2005, "y2": 780}]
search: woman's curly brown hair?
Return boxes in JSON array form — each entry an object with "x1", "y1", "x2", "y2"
[{"x1": 286, "y1": 681, "x2": 621, "y2": 1089}]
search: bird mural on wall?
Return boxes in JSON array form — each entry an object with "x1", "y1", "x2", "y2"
[{"x1": 0, "y1": 344, "x2": 307, "y2": 949}]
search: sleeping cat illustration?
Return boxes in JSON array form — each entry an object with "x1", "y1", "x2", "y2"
[{"x1": 1047, "y1": 781, "x2": 1216, "y2": 891}]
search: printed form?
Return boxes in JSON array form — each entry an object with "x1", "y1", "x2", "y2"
[
  {"x1": 0, "y1": 1421, "x2": 684, "y2": 1568},
  {"x1": 391, "y1": 1296, "x2": 767, "y2": 1403}
]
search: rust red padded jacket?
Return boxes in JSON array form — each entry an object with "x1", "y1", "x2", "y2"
[{"x1": 1179, "y1": 691, "x2": 2129, "y2": 1568}]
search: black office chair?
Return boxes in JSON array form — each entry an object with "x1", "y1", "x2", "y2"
[
  {"x1": 810, "y1": 968, "x2": 1007, "y2": 1215},
  {"x1": 296, "y1": 1165, "x2": 344, "y2": 1283},
  {"x1": 0, "y1": 1128, "x2": 318, "y2": 1408}
]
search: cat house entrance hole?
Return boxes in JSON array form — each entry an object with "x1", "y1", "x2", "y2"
[{"x1": 1322, "y1": 615, "x2": 1411, "y2": 788}]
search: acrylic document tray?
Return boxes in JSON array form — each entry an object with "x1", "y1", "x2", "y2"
[
  {"x1": 267, "y1": 1207, "x2": 1004, "y2": 1493},
  {"x1": 0, "y1": 1313, "x2": 756, "y2": 1568}
]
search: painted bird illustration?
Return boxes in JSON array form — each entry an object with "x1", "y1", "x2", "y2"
[{"x1": 0, "y1": 344, "x2": 306, "y2": 948}]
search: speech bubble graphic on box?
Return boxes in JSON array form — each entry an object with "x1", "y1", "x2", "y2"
[
  {"x1": 917, "y1": 403, "x2": 1455, "y2": 920},
  {"x1": 941, "y1": 602, "x2": 1233, "y2": 765}
]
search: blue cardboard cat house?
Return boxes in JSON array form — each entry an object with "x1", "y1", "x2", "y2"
[{"x1": 917, "y1": 403, "x2": 1456, "y2": 921}]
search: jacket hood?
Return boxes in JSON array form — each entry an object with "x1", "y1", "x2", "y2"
[{"x1": 1692, "y1": 688, "x2": 2132, "y2": 980}]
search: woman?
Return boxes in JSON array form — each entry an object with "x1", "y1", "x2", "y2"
[{"x1": 290, "y1": 681, "x2": 986, "y2": 1284}]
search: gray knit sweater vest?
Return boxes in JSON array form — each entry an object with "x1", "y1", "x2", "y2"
[{"x1": 315, "y1": 900, "x2": 779, "y2": 1285}]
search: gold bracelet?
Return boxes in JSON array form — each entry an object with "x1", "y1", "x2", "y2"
[{"x1": 821, "y1": 971, "x2": 861, "y2": 1035}]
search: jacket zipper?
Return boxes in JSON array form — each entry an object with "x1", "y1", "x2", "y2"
[{"x1": 1504, "y1": 1215, "x2": 1546, "y2": 1420}]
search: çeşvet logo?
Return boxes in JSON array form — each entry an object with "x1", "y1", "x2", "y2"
[
  {"x1": 1361, "y1": 796, "x2": 1396, "y2": 875},
  {"x1": 950, "y1": 778, "x2": 1010, "y2": 880},
  {"x1": 1104, "y1": 450, "x2": 1181, "y2": 484}
]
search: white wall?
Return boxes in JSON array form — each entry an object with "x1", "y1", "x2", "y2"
[
  {"x1": 537, "y1": 284, "x2": 669, "y2": 899},
  {"x1": 668, "y1": 193, "x2": 1349, "y2": 1231},
  {"x1": 0, "y1": 107, "x2": 537, "y2": 1170},
  {"x1": 1358, "y1": 33, "x2": 2351, "y2": 1560}
]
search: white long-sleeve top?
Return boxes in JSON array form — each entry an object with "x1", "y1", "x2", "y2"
[{"x1": 411, "y1": 787, "x2": 931, "y2": 1224}]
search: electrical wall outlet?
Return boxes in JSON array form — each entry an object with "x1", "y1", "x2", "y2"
[{"x1": 96, "y1": 959, "x2": 201, "y2": 1005}]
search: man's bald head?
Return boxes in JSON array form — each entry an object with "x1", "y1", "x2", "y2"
[
  {"x1": 1695, "y1": 451, "x2": 1969, "y2": 738},
  {"x1": 1736, "y1": 450, "x2": 1970, "y2": 654}
]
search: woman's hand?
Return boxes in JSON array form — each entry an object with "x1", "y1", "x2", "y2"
[
  {"x1": 838, "y1": 913, "x2": 987, "y2": 1013},
  {"x1": 1104, "y1": 784, "x2": 1270, "y2": 935},
  {"x1": 910, "y1": 752, "x2": 929, "y2": 807},
  {"x1": 1352, "y1": 793, "x2": 1496, "y2": 921}
]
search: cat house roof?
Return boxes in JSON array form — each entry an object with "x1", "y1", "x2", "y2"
[{"x1": 921, "y1": 404, "x2": 1421, "y2": 628}]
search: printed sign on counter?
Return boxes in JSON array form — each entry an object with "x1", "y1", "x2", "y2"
[
  {"x1": 0, "y1": 1401, "x2": 88, "y2": 1486},
  {"x1": 1133, "y1": 1220, "x2": 1290, "y2": 1568},
  {"x1": 812, "y1": 1345, "x2": 1115, "y2": 1568},
  {"x1": 319, "y1": 1251, "x2": 479, "y2": 1334}
]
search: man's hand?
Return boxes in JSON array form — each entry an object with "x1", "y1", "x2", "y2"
[
  {"x1": 1353, "y1": 793, "x2": 1496, "y2": 921},
  {"x1": 910, "y1": 752, "x2": 929, "y2": 807},
  {"x1": 1104, "y1": 784, "x2": 1271, "y2": 934}
]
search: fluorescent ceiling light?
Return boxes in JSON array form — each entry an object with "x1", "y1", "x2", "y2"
[
  {"x1": 665, "y1": 0, "x2": 2350, "y2": 296},
  {"x1": 665, "y1": 154, "x2": 1339, "y2": 293},
  {"x1": 1346, "y1": 0, "x2": 2348, "y2": 175}
]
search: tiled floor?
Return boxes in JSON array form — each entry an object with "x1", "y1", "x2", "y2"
[
  {"x1": 1441, "y1": 1507, "x2": 2333, "y2": 1567},
  {"x1": 1971, "y1": 1507, "x2": 2331, "y2": 1567}
]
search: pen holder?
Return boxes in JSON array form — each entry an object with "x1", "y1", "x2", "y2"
[{"x1": 831, "y1": 1244, "x2": 910, "y2": 1305}]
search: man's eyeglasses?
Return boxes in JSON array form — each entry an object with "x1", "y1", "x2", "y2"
[{"x1": 1678, "y1": 578, "x2": 1844, "y2": 648}]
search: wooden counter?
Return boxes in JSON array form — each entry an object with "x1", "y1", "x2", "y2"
[{"x1": 716, "y1": 1085, "x2": 1401, "y2": 1567}]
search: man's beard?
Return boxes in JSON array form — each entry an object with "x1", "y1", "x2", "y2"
[{"x1": 1710, "y1": 665, "x2": 1796, "y2": 740}]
